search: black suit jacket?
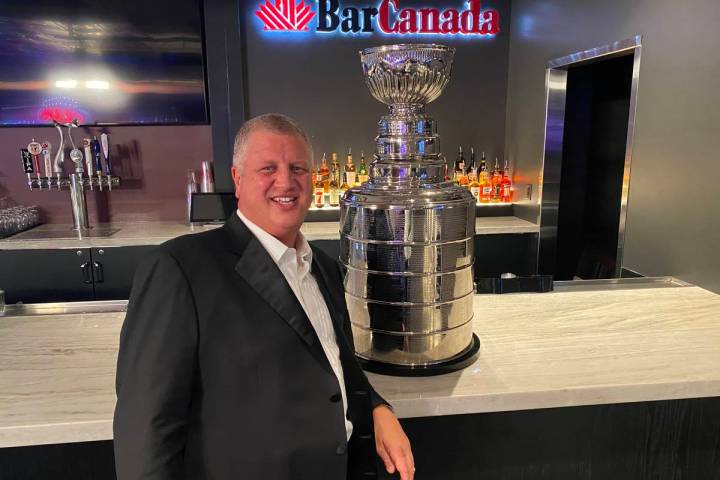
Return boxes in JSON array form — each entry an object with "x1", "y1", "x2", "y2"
[{"x1": 114, "y1": 214, "x2": 388, "y2": 480}]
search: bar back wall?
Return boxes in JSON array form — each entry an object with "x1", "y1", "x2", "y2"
[{"x1": 0, "y1": 0, "x2": 511, "y2": 225}]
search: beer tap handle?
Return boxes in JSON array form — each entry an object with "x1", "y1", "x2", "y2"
[
  {"x1": 91, "y1": 137, "x2": 103, "y2": 191},
  {"x1": 20, "y1": 148, "x2": 34, "y2": 189},
  {"x1": 100, "y1": 133, "x2": 112, "y2": 191},
  {"x1": 27, "y1": 139, "x2": 43, "y2": 188},
  {"x1": 82, "y1": 139, "x2": 94, "y2": 191},
  {"x1": 100, "y1": 133, "x2": 111, "y2": 175},
  {"x1": 41, "y1": 142, "x2": 53, "y2": 184},
  {"x1": 53, "y1": 121, "x2": 65, "y2": 190},
  {"x1": 66, "y1": 121, "x2": 84, "y2": 175}
]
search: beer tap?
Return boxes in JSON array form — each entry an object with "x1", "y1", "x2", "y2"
[
  {"x1": 100, "y1": 133, "x2": 112, "y2": 191},
  {"x1": 91, "y1": 136, "x2": 103, "y2": 191},
  {"x1": 66, "y1": 119, "x2": 89, "y2": 231},
  {"x1": 20, "y1": 149, "x2": 34, "y2": 190},
  {"x1": 82, "y1": 138, "x2": 94, "y2": 191},
  {"x1": 20, "y1": 120, "x2": 121, "y2": 231},
  {"x1": 27, "y1": 139, "x2": 43, "y2": 189},
  {"x1": 52, "y1": 121, "x2": 65, "y2": 190},
  {"x1": 67, "y1": 121, "x2": 84, "y2": 174},
  {"x1": 41, "y1": 142, "x2": 53, "y2": 189}
]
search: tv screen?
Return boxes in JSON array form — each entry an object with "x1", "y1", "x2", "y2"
[{"x1": 0, "y1": 0, "x2": 208, "y2": 126}]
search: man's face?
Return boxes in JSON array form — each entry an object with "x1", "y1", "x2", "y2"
[{"x1": 231, "y1": 130, "x2": 312, "y2": 247}]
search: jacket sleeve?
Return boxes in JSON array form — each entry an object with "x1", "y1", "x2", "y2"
[{"x1": 113, "y1": 249, "x2": 198, "y2": 480}]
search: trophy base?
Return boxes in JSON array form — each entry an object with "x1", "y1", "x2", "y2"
[{"x1": 356, "y1": 333, "x2": 480, "y2": 377}]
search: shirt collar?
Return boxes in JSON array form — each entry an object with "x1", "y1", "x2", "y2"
[{"x1": 236, "y1": 209, "x2": 312, "y2": 268}]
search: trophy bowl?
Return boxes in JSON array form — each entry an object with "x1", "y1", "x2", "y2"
[{"x1": 359, "y1": 44, "x2": 455, "y2": 107}]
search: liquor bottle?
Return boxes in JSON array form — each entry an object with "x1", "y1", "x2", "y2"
[
  {"x1": 459, "y1": 146, "x2": 471, "y2": 187},
  {"x1": 491, "y1": 157, "x2": 502, "y2": 202},
  {"x1": 468, "y1": 147, "x2": 476, "y2": 177},
  {"x1": 313, "y1": 169, "x2": 325, "y2": 208},
  {"x1": 358, "y1": 151, "x2": 369, "y2": 184},
  {"x1": 308, "y1": 161, "x2": 316, "y2": 207},
  {"x1": 328, "y1": 162, "x2": 340, "y2": 207},
  {"x1": 467, "y1": 160, "x2": 478, "y2": 183},
  {"x1": 340, "y1": 171, "x2": 350, "y2": 196},
  {"x1": 344, "y1": 148, "x2": 356, "y2": 186},
  {"x1": 479, "y1": 151, "x2": 487, "y2": 174},
  {"x1": 330, "y1": 151, "x2": 341, "y2": 187},
  {"x1": 458, "y1": 165, "x2": 469, "y2": 187},
  {"x1": 501, "y1": 159, "x2": 513, "y2": 203},
  {"x1": 453, "y1": 146, "x2": 464, "y2": 184},
  {"x1": 319, "y1": 153, "x2": 331, "y2": 193},
  {"x1": 479, "y1": 161, "x2": 492, "y2": 203},
  {"x1": 468, "y1": 165, "x2": 480, "y2": 202}
]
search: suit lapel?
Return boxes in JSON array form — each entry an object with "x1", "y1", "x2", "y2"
[{"x1": 226, "y1": 215, "x2": 333, "y2": 375}]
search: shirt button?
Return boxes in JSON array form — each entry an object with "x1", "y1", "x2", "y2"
[
  {"x1": 329, "y1": 393, "x2": 342, "y2": 403},
  {"x1": 336, "y1": 444, "x2": 346, "y2": 455}
]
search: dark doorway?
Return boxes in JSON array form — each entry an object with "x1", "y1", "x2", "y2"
[{"x1": 553, "y1": 54, "x2": 634, "y2": 280}]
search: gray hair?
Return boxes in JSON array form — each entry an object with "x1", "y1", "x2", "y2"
[{"x1": 232, "y1": 113, "x2": 313, "y2": 173}]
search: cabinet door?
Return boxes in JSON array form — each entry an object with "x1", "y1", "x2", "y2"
[
  {"x1": 0, "y1": 249, "x2": 95, "y2": 304},
  {"x1": 90, "y1": 246, "x2": 157, "y2": 301}
]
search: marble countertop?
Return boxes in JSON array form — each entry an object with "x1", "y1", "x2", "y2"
[
  {"x1": 0, "y1": 216, "x2": 538, "y2": 250},
  {"x1": 3, "y1": 283, "x2": 717, "y2": 448}
]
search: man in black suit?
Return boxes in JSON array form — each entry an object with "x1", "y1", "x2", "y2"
[{"x1": 114, "y1": 114, "x2": 414, "y2": 480}]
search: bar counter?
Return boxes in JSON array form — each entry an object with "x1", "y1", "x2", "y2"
[
  {"x1": 1, "y1": 279, "x2": 718, "y2": 448},
  {"x1": 0, "y1": 216, "x2": 538, "y2": 250}
]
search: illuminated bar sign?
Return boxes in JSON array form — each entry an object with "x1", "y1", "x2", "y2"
[{"x1": 255, "y1": 0, "x2": 499, "y2": 36}]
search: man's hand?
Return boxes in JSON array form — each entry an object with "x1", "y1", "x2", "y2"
[{"x1": 373, "y1": 405, "x2": 415, "y2": 480}]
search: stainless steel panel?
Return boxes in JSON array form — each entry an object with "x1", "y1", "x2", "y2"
[
  {"x1": 616, "y1": 44, "x2": 642, "y2": 277},
  {"x1": 546, "y1": 36, "x2": 641, "y2": 69},
  {"x1": 7, "y1": 225, "x2": 120, "y2": 240},
  {"x1": 536, "y1": 67, "x2": 567, "y2": 276},
  {"x1": 0, "y1": 300, "x2": 128, "y2": 317},
  {"x1": 553, "y1": 276, "x2": 692, "y2": 292}
]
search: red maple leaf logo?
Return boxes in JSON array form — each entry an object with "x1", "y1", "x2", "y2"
[{"x1": 256, "y1": 0, "x2": 316, "y2": 31}]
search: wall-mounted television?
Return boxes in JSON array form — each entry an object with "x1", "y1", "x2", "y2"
[{"x1": 0, "y1": 0, "x2": 208, "y2": 126}]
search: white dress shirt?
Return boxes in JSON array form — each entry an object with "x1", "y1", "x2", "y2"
[{"x1": 236, "y1": 210, "x2": 353, "y2": 440}]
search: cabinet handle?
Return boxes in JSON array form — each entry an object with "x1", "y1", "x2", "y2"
[
  {"x1": 92, "y1": 261, "x2": 104, "y2": 283},
  {"x1": 80, "y1": 262, "x2": 92, "y2": 284}
]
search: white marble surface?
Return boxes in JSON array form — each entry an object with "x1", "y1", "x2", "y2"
[
  {"x1": 0, "y1": 216, "x2": 538, "y2": 250},
  {"x1": 4, "y1": 284, "x2": 717, "y2": 448}
]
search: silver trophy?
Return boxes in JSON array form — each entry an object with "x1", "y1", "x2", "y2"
[{"x1": 341, "y1": 44, "x2": 480, "y2": 375}]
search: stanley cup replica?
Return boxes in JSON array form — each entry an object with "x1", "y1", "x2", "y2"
[{"x1": 340, "y1": 44, "x2": 480, "y2": 376}]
